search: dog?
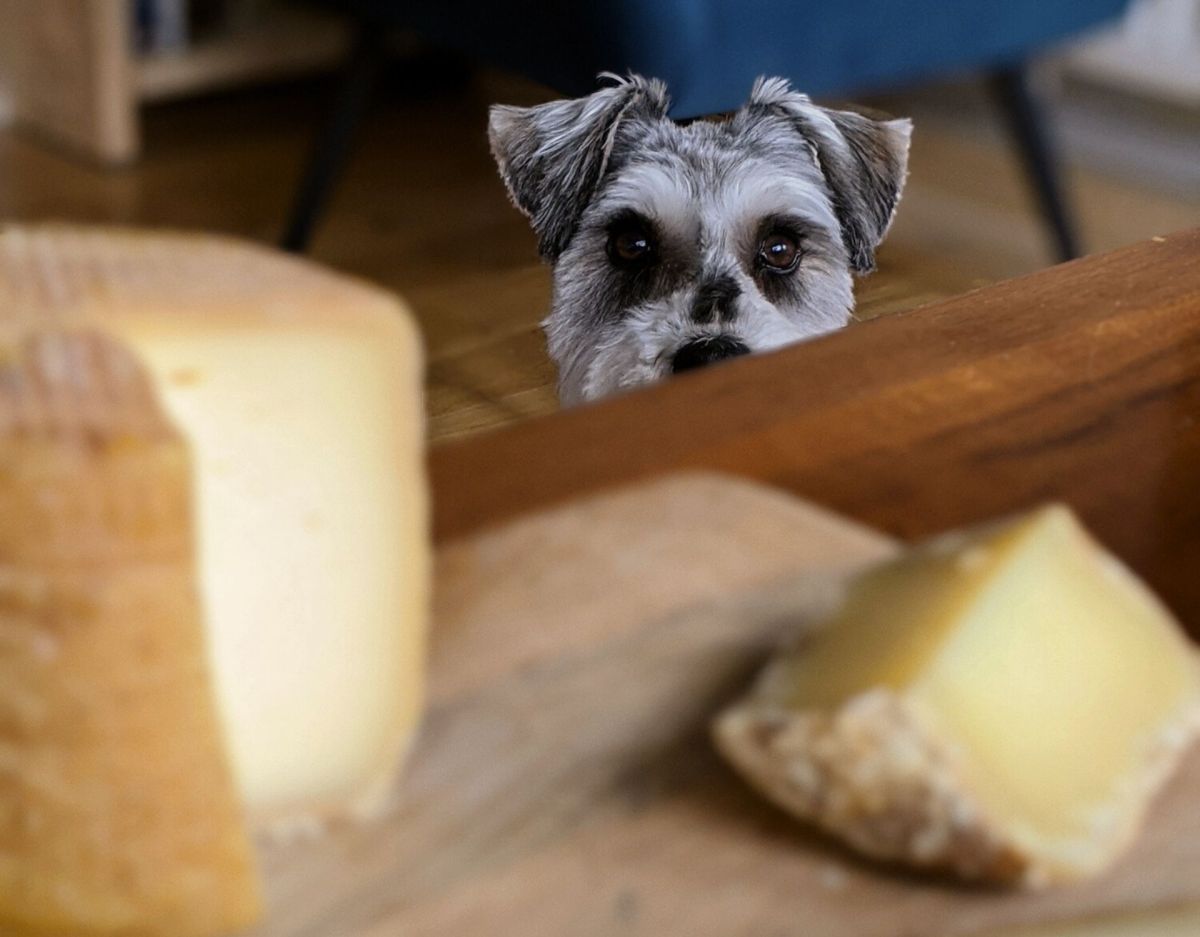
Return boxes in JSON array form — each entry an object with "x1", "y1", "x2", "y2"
[{"x1": 488, "y1": 73, "x2": 911, "y2": 404}]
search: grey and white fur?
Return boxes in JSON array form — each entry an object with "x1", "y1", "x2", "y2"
[{"x1": 489, "y1": 74, "x2": 912, "y2": 404}]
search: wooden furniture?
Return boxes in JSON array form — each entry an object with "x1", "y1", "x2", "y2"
[
  {"x1": 259, "y1": 472, "x2": 1200, "y2": 936},
  {"x1": 254, "y1": 226, "x2": 1200, "y2": 933},
  {"x1": 432, "y1": 228, "x2": 1200, "y2": 633},
  {"x1": 409, "y1": 230, "x2": 1200, "y2": 936},
  {"x1": 271, "y1": 218, "x2": 1200, "y2": 937},
  {"x1": 0, "y1": 1, "x2": 347, "y2": 163}
]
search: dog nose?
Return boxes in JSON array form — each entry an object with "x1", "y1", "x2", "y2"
[{"x1": 670, "y1": 336, "x2": 750, "y2": 374}]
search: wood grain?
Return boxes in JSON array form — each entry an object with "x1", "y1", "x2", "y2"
[
  {"x1": 258, "y1": 474, "x2": 1200, "y2": 937},
  {"x1": 430, "y1": 229, "x2": 1200, "y2": 633}
]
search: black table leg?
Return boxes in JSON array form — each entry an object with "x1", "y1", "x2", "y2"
[
  {"x1": 281, "y1": 20, "x2": 387, "y2": 253},
  {"x1": 989, "y1": 64, "x2": 1082, "y2": 263}
]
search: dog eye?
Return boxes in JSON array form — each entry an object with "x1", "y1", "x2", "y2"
[
  {"x1": 607, "y1": 225, "x2": 655, "y2": 265},
  {"x1": 758, "y1": 232, "x2": 800, "y2": 272}
]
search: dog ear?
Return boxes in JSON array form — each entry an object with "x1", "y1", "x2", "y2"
[
  {"x1": 489, "y1": 74, "x2": 670, "y2": 259},
  {"x1": 747, "y1": 77, "x2": 912, "y2": 273}
]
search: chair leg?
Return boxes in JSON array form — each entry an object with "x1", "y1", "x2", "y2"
[
  {"x1": 988, "y1": 64, "x2": 1081, "y2": 263},
  {"x1": 281, "y1": 21, "x2": 388, "y2": 253}
]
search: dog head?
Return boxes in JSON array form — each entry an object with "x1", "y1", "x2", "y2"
[{"x1": 489, "y1": 74, "x2": 912, "y2": 404}]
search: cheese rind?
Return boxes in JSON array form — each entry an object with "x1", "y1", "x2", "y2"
[
  {"x1": 0, "y1": 332, "x2": 262, "y2": 936},
  {"x1": 715, "y1": 505, "x2": 1200, "y2": 886}
]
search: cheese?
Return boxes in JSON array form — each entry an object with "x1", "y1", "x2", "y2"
[
  {"x1": 0, "y1": 331, "x2": 262, "y2": 936},
  {"x1": 119, "y1": 316, "x2": 428, "y2": 828},
  {"x1": 715, "y1": 505, "x2": 1200, "y2": 887},
  {"x1": 0, "y1": 227, "x2": 430, "y2": 932}
]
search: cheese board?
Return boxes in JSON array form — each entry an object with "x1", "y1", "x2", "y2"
[{"x1": 255, "y1": 472, "x2": 1200, "y2": 937}]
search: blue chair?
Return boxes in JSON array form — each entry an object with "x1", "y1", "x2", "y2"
[{"x1": 283, "y1": 0, "x2": 1131, "y2": 259}]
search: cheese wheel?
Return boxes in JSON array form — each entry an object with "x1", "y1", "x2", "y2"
[{"x1": 0, "y1": 226, "x2": 431, "y2": 934}]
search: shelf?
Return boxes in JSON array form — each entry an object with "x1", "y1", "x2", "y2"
[{"x1": 136, "y1": 7, "x2": 348, "y2": 102}]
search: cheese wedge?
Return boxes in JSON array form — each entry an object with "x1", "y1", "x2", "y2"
[
  {"x1": 0, "y1": 226, "x2": 430, "y2": 932},
  {"x1": 715, "y1": 505, "x2": 1200, "y2": 887}
]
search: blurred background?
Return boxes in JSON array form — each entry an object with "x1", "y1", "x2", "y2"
[{"x1": 0, "y1": 0, "x2": 1196, "y2": 443}]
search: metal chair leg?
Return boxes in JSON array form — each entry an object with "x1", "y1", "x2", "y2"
[
  {"x1": 989, "y1": 64, "x2": 1081, "y2": 263},
  {"x1": 281, "y1": 21, "x2": 388, "y2": 253}
]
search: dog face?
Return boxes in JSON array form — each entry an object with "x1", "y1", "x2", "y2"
[{"x1": 489, "y1": 75, "x2": 911, "y2": 404}]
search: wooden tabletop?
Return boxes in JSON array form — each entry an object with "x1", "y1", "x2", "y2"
[{"x1": 430, "y1": 229, "x2": 1200, "y2": 632}]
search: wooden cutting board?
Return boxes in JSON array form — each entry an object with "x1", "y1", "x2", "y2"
[{"x1": 254, "y1": 472, "x2": 1200, "y2": 937}]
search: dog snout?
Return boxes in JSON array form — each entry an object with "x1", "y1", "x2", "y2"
[
  {"x1": 691, "y1": 275, "x2": 740, "y2": 324},
  {"x1": 670, "y1": 336, "x2": 750, "y2": 374}
]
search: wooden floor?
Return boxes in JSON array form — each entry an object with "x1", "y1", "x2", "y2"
[{"x1": 0, "y1": 66, "x2": 1195, "y2": 443}]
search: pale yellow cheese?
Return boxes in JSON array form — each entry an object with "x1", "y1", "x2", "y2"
[
  {"x1": 715, "y1": 505, "x2": 1200, "y2": 886},
  {"x1": 118, "y1": 315, "x2": 428, "y2": 828},
  {"x1": 0, "y1": 226, "x2": 431, "y2": 932}
]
